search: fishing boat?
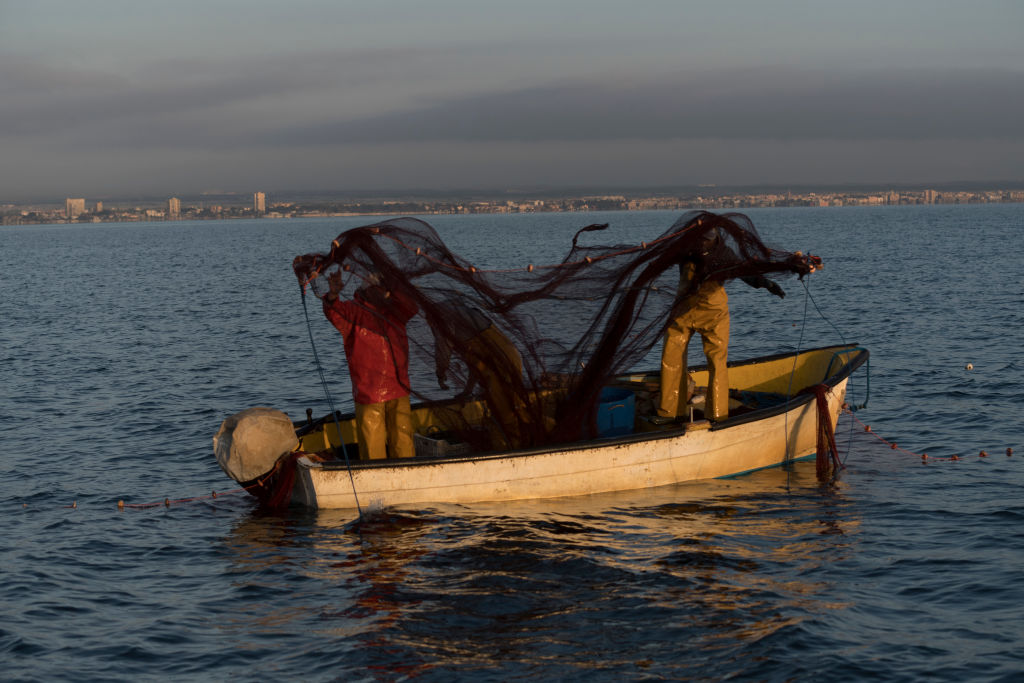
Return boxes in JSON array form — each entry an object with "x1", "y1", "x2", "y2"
[
  {"x1": 213, "y1": 212, "x2": 864, "y2": 510},
  {"x1": 272, "y1": 343, "x2": 866, "y2": 509}
]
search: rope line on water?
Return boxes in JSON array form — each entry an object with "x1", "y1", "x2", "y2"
[
  {"x1": 115, "y1": 442, "x2": 325, "y2": 510},
  {"x1": 92, "y1": 408, "x2": 1015, "y2": 511},
  {"x1": 115, "y1": 446, "x2": 332, "y2": 510},
  {"x1": 117, "y1": 486, "x2": 250, "y2": 509},
  {"x1": 116, "y1": 234, "x2": 966, "y2": 508},
  {"x1": 112, "y1": 290, "x2": 368, "y2": 515},
  {"x1": 843, "y1": 407, "x2": 1013, "y2": 463}
]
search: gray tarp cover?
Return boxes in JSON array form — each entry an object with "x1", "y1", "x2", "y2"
[{"x1": 213, "y1": 407, "x2": 299, "y2": 483}]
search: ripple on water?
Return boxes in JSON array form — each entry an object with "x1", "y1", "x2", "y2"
[{"x1": 2, "y1": 209, "x2": 1024, "y2": 680}]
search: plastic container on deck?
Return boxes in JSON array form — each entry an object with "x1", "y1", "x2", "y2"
[
  {"x1": 414, "y1": 431, "x2": 471, "y2": 458},
  {"x1": 596, "y1": 387, "x2": 636, "y2": 437}
]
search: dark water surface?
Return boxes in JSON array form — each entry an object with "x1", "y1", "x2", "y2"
[{"x1": 2, "y1": 206, "x2": 1021, "y2": 681}]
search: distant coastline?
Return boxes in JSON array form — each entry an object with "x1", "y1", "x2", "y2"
[{"x1": 4, "y1": 185, "x2": 1023, "y2": 226}]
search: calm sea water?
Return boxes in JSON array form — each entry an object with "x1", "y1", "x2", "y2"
[{"x1": 2, "y1": 205, "x2": 1021, "y2": 681}]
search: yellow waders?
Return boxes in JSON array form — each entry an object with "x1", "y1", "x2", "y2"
[
  {"x1": 658, "y1": 271, "x2": 731, "y2": 422},
  {"x1": 355, "y1": 396, "x2": 414, "y2": 459},
  {"x1": 466, "y1": 325, "x2": 527, "y2": 448}
]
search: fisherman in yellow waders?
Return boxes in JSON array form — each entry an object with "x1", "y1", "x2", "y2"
[
  {"x1": 433, "y1": 300, "x2": 529, "y2": 449},
  {"x1": 654, "y1": 229, "x2": 785, "y2": 424}
]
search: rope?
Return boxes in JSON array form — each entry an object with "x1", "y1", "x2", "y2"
[
  {"x1": 799, "y1": 276, "x2": 875, "y2": 478},
  {"x1": 782, "y1": 277, "x2": 868, "y2": 485},
  {"x1": 116, "y1": 449, "x2": 325, "y2": 510},
  {"x1": 804, "y1": 280, "x2": 847, "y2": 345},
  {"x1": 805, "y1": 384, "x2": 844, "y2": 481},
  {"x1": 114, "y1": 289, "x2": 365, "y2": 515},
  {"x1": 306, "y1": 218, "x2": 807, "y2": 285},
  {"x1": 802, "y1": 274, "x2": 868, "y2": 452},
  {"x1": 377, "y1": 227, "x2": 677, "y2": 276},
  {"x1": 117, "y1": 487, "x2": 250, "y2": 509},
  {"x1": 782, "y1": 278, "x2": 813, "y2": 462},
  {"x1": 779, "y1": 275, "x2": 819, "y2": 491},
  {"x1": 800, "y1": 276, "x2": 876, "y2": 480},
  {"x1": 300, "y1": 284, "x2": 364, "y2": 523},
  {"x1": 844, "y1": 407, "x2": 1012, "y2": 463}
]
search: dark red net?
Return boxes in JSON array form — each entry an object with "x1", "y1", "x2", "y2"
[{"x1": 292, "y1": 211, "x2": 816, "y2": 452}]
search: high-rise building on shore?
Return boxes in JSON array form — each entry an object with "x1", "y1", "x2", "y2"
[
  {"x1": 167, "y1": 197, "x2": 181, "y2": 219},
  {"x1": 254, "y1": 191, "x2": 266, "y2": 215},
  {"x1": 65, "y1": 198, "x2": 85, "y2": 219}
]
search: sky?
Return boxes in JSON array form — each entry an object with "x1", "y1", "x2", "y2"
[{"x1": 2, "y1": 0, "x2": 1024, "y2": 200}]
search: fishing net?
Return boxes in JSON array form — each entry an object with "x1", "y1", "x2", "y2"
[{"x1": 292, "y1": 210, "x2": 818, "y2": 452}]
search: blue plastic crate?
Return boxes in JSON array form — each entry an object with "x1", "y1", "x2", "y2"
[{"x1": 596, "y1": 387, "x2": 635, "y2": 437}]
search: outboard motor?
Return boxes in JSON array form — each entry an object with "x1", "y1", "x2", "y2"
[{"x1": 213, "y1": 407, "x2": 299, "y2": 485}]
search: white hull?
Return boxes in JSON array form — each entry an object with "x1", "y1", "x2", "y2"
[{"x1": 292, "y1": 378, "x2": 849, "y2": 510}]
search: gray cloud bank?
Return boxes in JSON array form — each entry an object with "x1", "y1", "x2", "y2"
[
  {"x1": 4, "y1": 58, "x2": 1021, "y2": 148},
  {"x1": 276, "y1": 68, "x2": 1024, "y2": 146},
  {"x1": 3, "y1": 52, "x2": 1023, "y2": 196}
]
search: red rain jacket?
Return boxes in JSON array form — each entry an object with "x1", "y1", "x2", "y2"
[{"x1": 323, "y1": 288, "x2": 418, "y2": 405}]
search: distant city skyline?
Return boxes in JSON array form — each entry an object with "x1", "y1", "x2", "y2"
[
  {"x1": 2, "y1": 1, "x2": 1023, "y2": 199},
  {"x1": 7, "y1": 183, "x2": 1021, "y2": 226}
]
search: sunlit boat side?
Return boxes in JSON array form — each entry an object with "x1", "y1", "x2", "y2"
[{"x1": 288, "y1": 343, "x2": 867, "y2": 509}]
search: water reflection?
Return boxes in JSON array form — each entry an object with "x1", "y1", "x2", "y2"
[
  {"x1": 215, "y1": 460, "x2": 860, "y2": 676},
  {"x1": 219, "y1": 507, "x2": 439, "y2": 676}
]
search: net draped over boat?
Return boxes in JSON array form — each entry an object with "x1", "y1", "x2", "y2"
[{"x1": 292, "y1": 211, "x2": 817, "y2": 452}]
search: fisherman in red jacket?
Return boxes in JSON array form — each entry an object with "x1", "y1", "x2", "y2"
[{"x1": 323, "y1": 271, "x2": 419, "y2": 459}]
